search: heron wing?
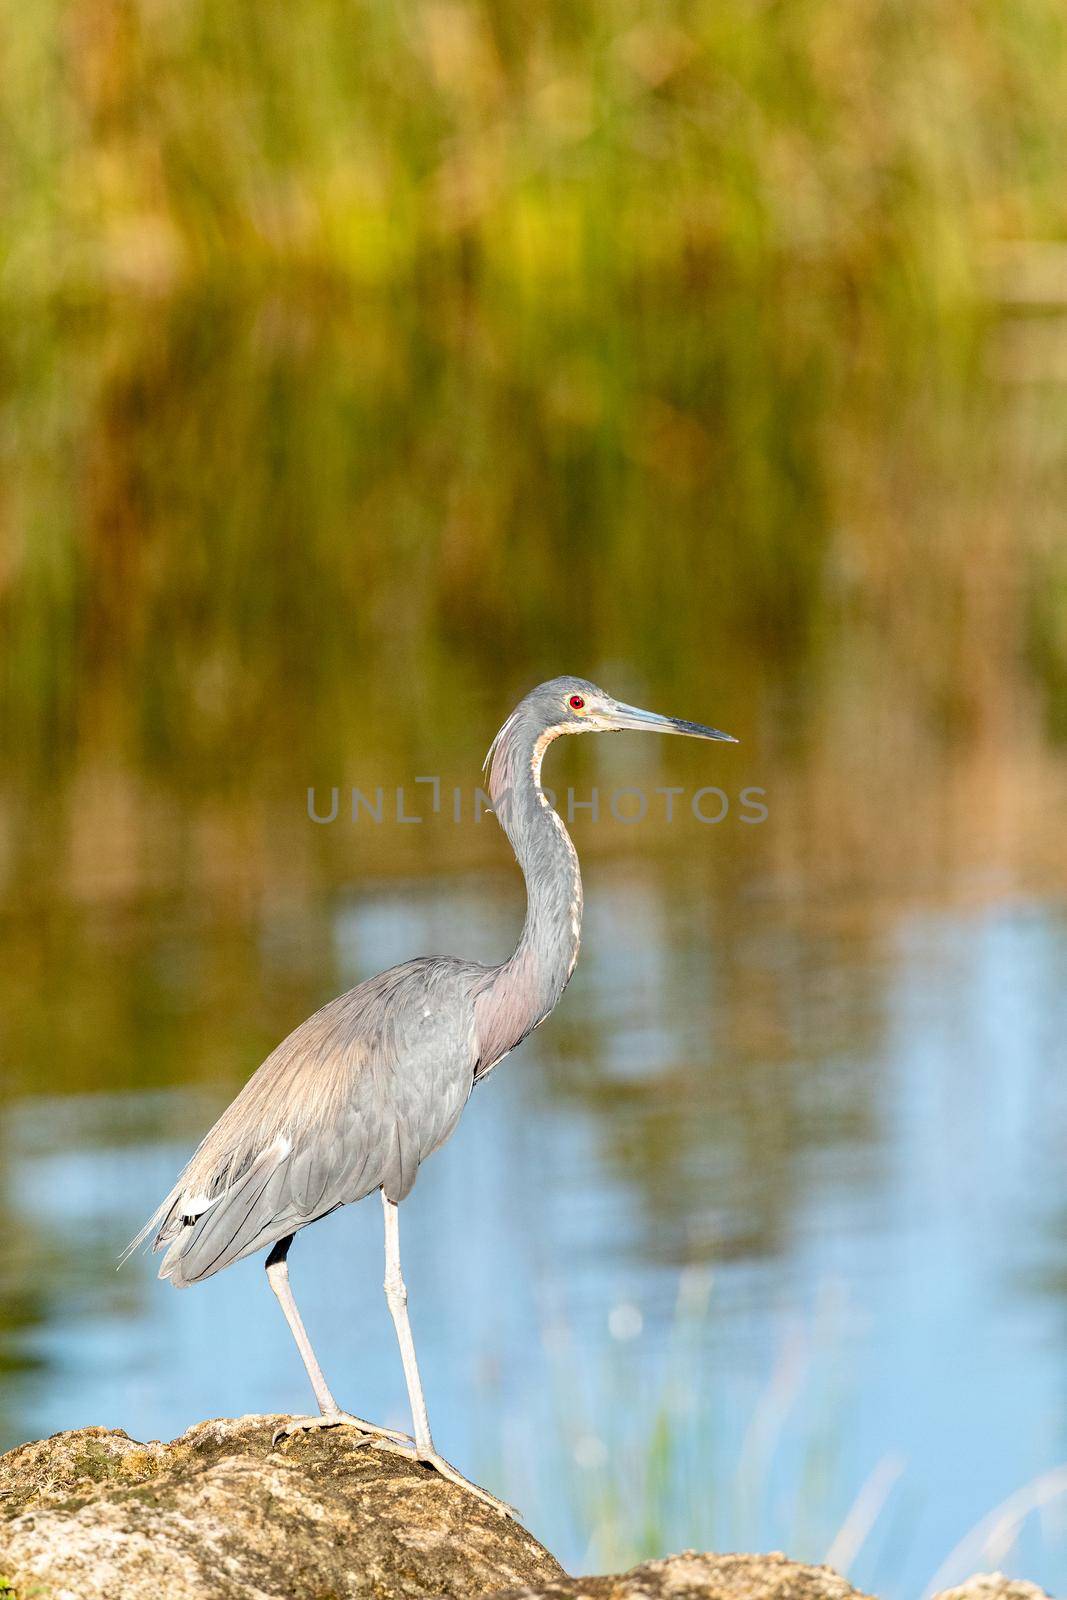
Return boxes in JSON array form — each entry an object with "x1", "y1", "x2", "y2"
[{"x1": 141, "y1": 957, "x2": 480, "y2": 1286}]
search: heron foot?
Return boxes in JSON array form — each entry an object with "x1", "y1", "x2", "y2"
[
  {"x1": 271, "y1": 1412, "x2": 413, "y2": 1449},
  {"x1": 368, "y1": 1438, "x2": 519, "y2": 1519}
]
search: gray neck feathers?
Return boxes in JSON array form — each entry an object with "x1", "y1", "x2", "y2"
[{"x1": 474, "y1": 709, "x2": 584, "y2": 1070}]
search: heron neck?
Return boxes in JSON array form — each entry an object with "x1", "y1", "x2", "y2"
[{"x1": 476, "y1": 726, "x2": 583, "y2": 1070}]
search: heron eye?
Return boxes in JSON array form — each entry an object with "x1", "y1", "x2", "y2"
[{"x1": 569, "y1": 694, "x2": 585, "y2": 710}]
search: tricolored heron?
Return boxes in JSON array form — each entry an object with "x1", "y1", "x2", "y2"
[{"x1": 132, "y1": 676, "x2": 735, "y2": 1514}]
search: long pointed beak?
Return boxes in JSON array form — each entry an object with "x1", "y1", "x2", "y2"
[{"x1": 607, "y1": 701, "x2": 738, "y2": 743}]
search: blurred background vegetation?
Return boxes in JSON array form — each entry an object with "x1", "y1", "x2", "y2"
[
  {"x1": 3, "y1": 1, "x2": 1067, "y2": 1593},
  {"x1": 3, "y1": 0, "x2": 1067, "y2": 303},
  {"x1": 2, "y1": 0, "x2": 1067, "y2": 806},
  {"x1": 4, "y1": 0, "x2": 1067, "y2": 791}
]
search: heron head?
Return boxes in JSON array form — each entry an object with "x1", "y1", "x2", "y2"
[
  {"x1": 485, "y1": 677, "x2": 736, "y2": 802},
  {"x1": 535, "y1": 675, "x2": 737, "y2": 745}
]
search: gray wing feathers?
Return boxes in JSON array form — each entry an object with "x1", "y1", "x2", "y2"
[
  {"x1": 162, "y1": 1149, "x2": 290, "y2": 1287},
  {"x1": 287, "y1": 1139, "x2": 333, "y2": 1217},
  {"x1": 143, "y1": 957, "x2": 481, "y2": 1286}
]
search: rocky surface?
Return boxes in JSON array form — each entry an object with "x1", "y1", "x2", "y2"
[
  {"x1": 488, "y1": 1550, "x2": 875, "y2": 1598},
  {"x1": 931, "y1": 1580, "x2": 1052, "y2": 1600},
  {"x1": 0, "y1": 1419, "x2": 1052, "y2": 1600},
  {"x1": 0, "y1": 1415, "x2": 563, "y2": 1599},
  {"x1": 494, "y1": 1558, "x2": 1055, "y2": 1600}
]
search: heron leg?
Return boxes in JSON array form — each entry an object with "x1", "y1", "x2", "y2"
[
  {"x1": 265, "y1": 1235, "x2": 411, "y2": 1448},
  {"x1": 378, "y1": 1192, "x2": 517, "y2": 1519},
  {"x1": 381, "y1": 1196, "x2": 433, "y2": 1453}
]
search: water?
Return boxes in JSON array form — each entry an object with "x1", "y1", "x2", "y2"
[{"x1": 2, "y1": 290, "x2": 1067, "y2": 1597}]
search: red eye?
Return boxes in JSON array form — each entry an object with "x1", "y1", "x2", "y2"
[{"x1": 569, "y1": 694, "x2": 585, "y2": 710}]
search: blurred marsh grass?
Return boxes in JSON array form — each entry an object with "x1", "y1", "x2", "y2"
[
  {"x1": 529, "y1": 1269, "x2": 874, "y2": 1577},
  {"x1": 3, "y1": 279, "x2": 1066, "y2": 926},
  {"x1": 528, "y1": 1271, "x2": 1067, "y2": 1593},
  {"x1": 1, "y1": 0, "x2": 1066, "y2": 308},
  {"x1": 4, "y1": 0, "x2": 1067, "y2": 814}
]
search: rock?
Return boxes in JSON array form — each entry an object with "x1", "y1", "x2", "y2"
[
  {"x1": 483, "y1": 1550, "x2": 874, "y2": 1599},
  {"x1": 0, "y1": 1421, "x2": 1050, "y2": 1600},
  {"x1": 931, "y1": 1579, "x2": 1052, "y2": 1600},
  {"x1": 0, "y1": 1414, "x2": 565, "y2": 1600}
]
